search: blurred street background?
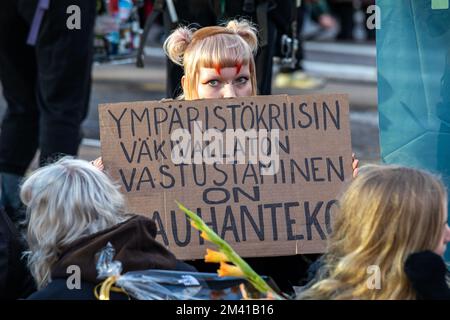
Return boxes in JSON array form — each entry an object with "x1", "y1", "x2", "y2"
[{"x1": 0, "y1": 1, "x2": 379, "y2": 168}]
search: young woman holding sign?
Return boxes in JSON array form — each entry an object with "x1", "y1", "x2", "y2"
[
  {"x1": 93, "y1": 19, "x2": 358, "y2": 295},
  {"x1": 163, "y1": 19, "x2": 359, "y2": 295}
]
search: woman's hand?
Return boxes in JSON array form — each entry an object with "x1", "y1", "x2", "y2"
[
  {"x1": 352, "y1": 153, "x2": 359, "y2": 178},
  {"x1": 318, "y1": 14, "x2": 337, "y2": 29},
  {"x1": 90, "y1": 157, "x2": 104, "y2": 171}
]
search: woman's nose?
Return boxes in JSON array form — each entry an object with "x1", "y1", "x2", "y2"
[
  {"x1": 445, "y1": 224, "x2": 450, "y2": 243},
  {"x1": 222, "y1": 84, "x2": 237, "y2": 98}
]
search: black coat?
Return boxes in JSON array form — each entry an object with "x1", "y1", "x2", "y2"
[
  {"x1": 27, "y1": 260, "x2": 196, "y2": 300},
  {"x1": 0, "y1": 207, "x2": 35, "y2": 299},
  {"x1": 27, "y1": 215, "x2": 196, "y2": 300},
  {"x1": 27, "y1": 279, "x2": 126, "y2": 300},
  {"x1": 404, "y1": 251, "x2": 450, "y2": 300}
]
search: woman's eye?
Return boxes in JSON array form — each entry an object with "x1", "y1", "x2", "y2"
[
  {"x1": 235, "y1": 77, "x2": 249, "y2": 85},
  {"x1": 207, "y1": 80, "x2": 220, "y2": 87}
]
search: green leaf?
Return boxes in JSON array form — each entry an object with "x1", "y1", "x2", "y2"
[{"x1": 177, "y1": 201, "x2": 284, "y2": 299}]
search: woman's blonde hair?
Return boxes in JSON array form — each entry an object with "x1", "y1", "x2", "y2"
[
  {"x1": 298, "y1": 165, "x2": 447, "y2": 300},
  {"x1": 21, "y1": 157, "x2": 128, "y2": 289},
  {"x1": 164, "y1": 19, "x2": 258, "y2": 100}
]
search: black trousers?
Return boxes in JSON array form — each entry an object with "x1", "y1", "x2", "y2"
[
  {"x1": 0, "y1": 0, "x2": 96, "y2": 175},
  {"x1": 329, "y1": 1, "x2": 355, "y2": 40},
  {"x1": 277, "y1": 3, "x2": 305, "y2": 73},
  {"x1": 0, "y1": 207, "x2": 36, "y2": 299}
]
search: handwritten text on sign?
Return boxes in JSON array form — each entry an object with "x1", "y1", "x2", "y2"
[{"x1": 99, "y1": 94, "x2": 352, "y2": 259}]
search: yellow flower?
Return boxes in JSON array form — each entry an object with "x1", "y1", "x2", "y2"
[
  {"x1": 204, "y1": 249, "x2": 229, "y2": 263},
  {"x1": 200, "y1": 231, "x2": 211, "y2": 242},
  {"x1": 217, "y1": 261, "x2": 244, "y2": 277},
  {"x1": 190, "y1": 221, "x2": 200, "y2": 230}
]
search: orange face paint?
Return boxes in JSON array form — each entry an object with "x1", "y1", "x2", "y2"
[
  {"x1": 213, "y1": 63, "x2": 242, "y2": 75},
  {"x1": 214, "y1": 64, "x2": 221, "y2": 75},
  {"x1": 235, "y1": 63, "x2": 242, "y2": 75}
]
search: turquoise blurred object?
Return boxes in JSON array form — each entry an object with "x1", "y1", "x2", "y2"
[{"x1": 377, "y1": 0, "x2": 450, "y2": 261}]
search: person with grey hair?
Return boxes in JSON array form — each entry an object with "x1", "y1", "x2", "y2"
[{"x1": 22, "y1": 157, "x2": 195, "y2": 300}]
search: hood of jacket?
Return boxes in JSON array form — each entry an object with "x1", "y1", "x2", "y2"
[{"x1": 51, "y1": 215, "x2": 178, "y2": 283}]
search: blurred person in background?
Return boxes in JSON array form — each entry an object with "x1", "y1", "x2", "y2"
[
  {"x1": 0, "y1": 207, "x2": 35, "y2": 299},
  {"x1": 274, "y1": 0, "x2": 337, "y2": 90},
  {"x1": 0, "y1": 0, "x2": 96, "y2": 226},
  {"x1": 328, "y1": 0, "x2": 375, "y2": 41},
  {"x1": 328, "y1": 0, "x2": 354, "y2": 40}
]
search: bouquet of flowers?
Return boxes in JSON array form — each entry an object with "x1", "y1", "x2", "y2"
[{"x1": 94, "y1": 202, "x2": 284, "y2": 300}]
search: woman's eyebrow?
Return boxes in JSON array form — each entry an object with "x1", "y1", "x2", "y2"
[
  {"x1": 201, "y1": 73, "x2": 221, "y2": 80},
  {"x1": 200, "y1": 75, "x2": 222, "y2": 84}
]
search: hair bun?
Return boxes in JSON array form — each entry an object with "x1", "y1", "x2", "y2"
[
  {"x1": 225, "y1": 19, "x2": 258, "y2": 53},
  {"x1": 163, "y1": 26, "x2": 194, "y2": 66}
]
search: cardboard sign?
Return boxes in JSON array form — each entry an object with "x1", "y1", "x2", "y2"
[{"x1": 99, "y1": 94, "x2": 352, "y2": 260}]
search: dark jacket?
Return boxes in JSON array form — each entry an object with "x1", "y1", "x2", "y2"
[
  {"x1": 404, "y1": 251, "x2": 450, "y2": 300},
  {"x1": 0, "y1": 207, "x2": 35, "y2": 299},
  {"x1": 27, "y1": 215, "x2": 196, "y2": 300}
]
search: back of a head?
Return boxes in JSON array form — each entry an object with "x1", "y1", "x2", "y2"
[
  {"x1": 163, "y1": 19, "x2": 259, "y2": 99},
  {"x1": 299, "y1": 165, "x2": 447, "y2": 300},
  {"x1": 337, "y1": 165, "x2": 446, "y2": 256},
  {"x1": 21, "y1": 157, "x2": 127, "y2": 288}
]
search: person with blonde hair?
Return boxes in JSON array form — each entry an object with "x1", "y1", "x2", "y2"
[
  {"x1": 93, "y1": 19, "x2": 359, "y2": 295},
  {"x1": 22, "y1": 158, "x2": 194, "y2": 299},
  {"x1": 298, "y1": 165, "x2": 450, "y2": 300},
  {"x1": 163, "y1": 19, "x2": 258, "y2": 100}
]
